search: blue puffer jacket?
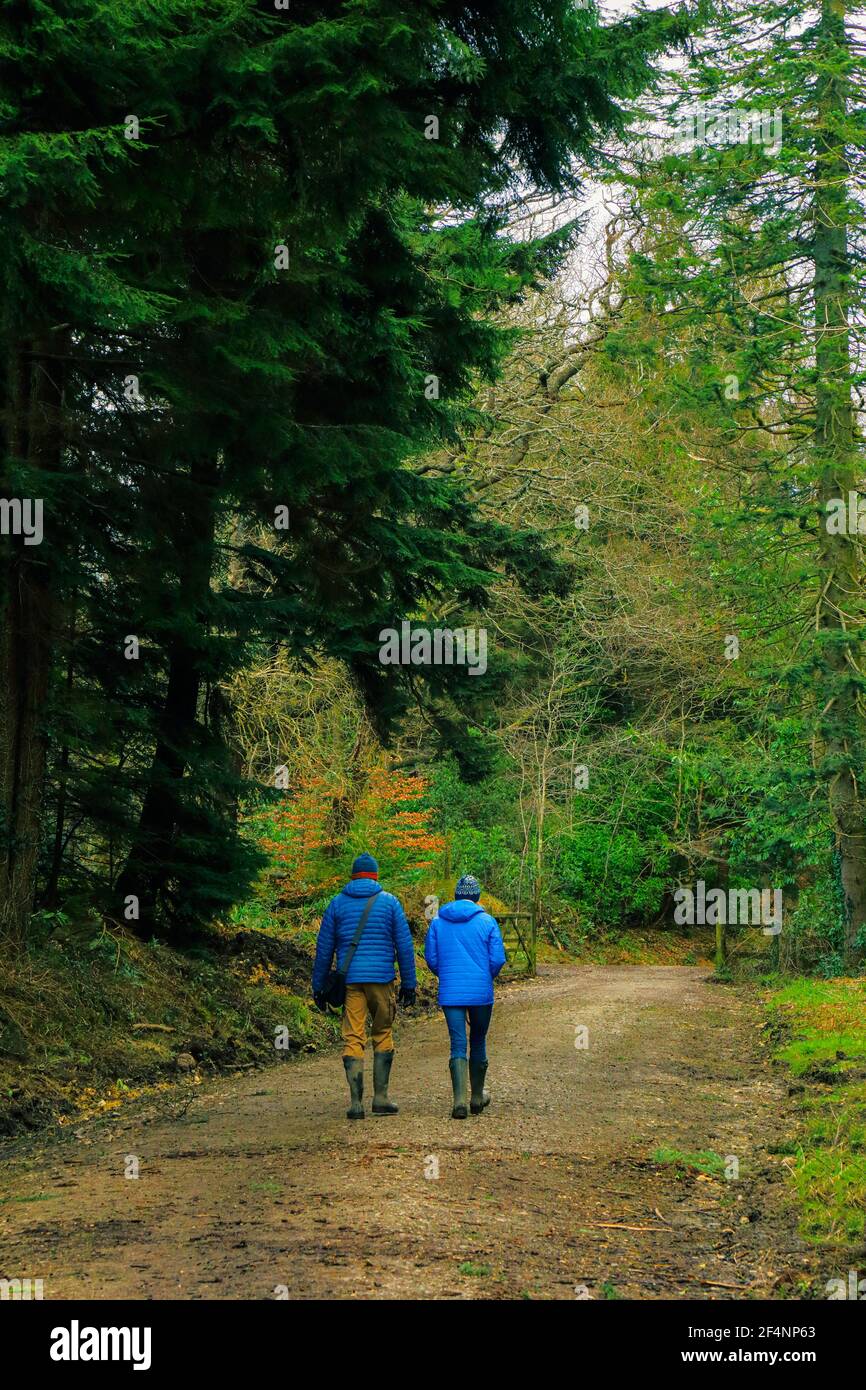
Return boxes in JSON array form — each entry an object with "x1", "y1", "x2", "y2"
[
  {"x1": 424, "y1": 900, "x2": 506, "y2": 1006},
  {"x1": 312, "y1": 880, "x2": 417, "y2": 993}
]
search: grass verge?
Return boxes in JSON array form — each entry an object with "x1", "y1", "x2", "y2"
[{"x1": 766, "y1": 977, "x2": 866, "y2": 1248}]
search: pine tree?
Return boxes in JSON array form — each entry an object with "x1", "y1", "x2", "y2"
[
  {"x1": 0, "y1": 0, "x2": 225, "y2": 937},
  {"x1": 1, "y1": 0, "x2": 693, "y2": 938}
]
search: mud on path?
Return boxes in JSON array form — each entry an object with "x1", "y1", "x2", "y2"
[{"x1": 0, "y1": 965, "x2": 815, "y2": 1300}]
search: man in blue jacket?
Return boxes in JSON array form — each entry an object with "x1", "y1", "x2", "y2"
[
  {"x1": 424, "y1": 875, "x2": 506, "y2": 1119},
  {"x1": 312, "y1": 853, "x2": 416, "y2": 1120}
]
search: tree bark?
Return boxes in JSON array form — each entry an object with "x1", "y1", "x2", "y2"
[
  {"x1": 813, "y1": 0, "x2": 866, "y2": 968},
  {"x1": 114, "y1": 464, "x2": 215, "y2": 934},
  {"x1": 0, "y1": 339, "x2": 64, "y2": 941}
]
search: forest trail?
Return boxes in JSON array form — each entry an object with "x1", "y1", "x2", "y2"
[{"x1": 0, "y1": 965, "x2": 811, "y2": 1300}]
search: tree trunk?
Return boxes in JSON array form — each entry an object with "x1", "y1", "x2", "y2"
[
  {"x1": 43, "y1": 613, "x2": 76, "y2": 909},
  {"x1": 0, "y1": 339, "x2": 64, "y2": 941},
  {"x1": 114, "y1": 641, "x2": 201, "y2": 932},
  {"x1": 114, "y1": 465, "x2": 215, "y2": 934},
  {"x1": 813, "y1": 0, "x2": 866, "y2": 969}
]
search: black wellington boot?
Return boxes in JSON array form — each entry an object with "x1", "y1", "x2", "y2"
[
  {"x1": 449, "y1": 1058, "x2": 469, "y2": 1119},
  {"x1": 469, "y1": 1058, "x2": 490, "y2": 1114},
  {"x1": 343, "y1": 1056, "x2": 365, "y2": 1120},
  {"x1": 372, "y1": 1050, "x2": 399, "y2": 1115}
]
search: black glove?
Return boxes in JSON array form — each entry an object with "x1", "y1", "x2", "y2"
[
  {"x1": 398, "y1": 986, "x2": 416, "y2": 1008},
  {"x1": 313, "y1": 991, "x2": 328, "y2": 1013}
]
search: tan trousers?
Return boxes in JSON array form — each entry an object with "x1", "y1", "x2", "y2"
[{"x1": 342, "y1": 982, "x2": 397, "y2": 1058}]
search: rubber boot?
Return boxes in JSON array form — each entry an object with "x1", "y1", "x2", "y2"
[
  {"x1": 449, "y1": 1058, "x2": 469, "y2": 1120},
  {"x1": 469, "y1": 1058, "x2": 490, "y2": 1114},
  {"x1": 372, "y1": 1050, "x2": 399, "y2": 1115},
  {"x1": 343, "y1": 1056, "x2": 364, "y2": 1120}
]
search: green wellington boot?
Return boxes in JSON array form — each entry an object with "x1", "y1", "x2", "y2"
[
  {"x1": 343, "y1": 1056, "x2": 365, "y2": 1120},
  {"x1": 469, "y1": 1058, "x2": 490, "y2": 1115},
  {"x1": 372, "y1": 1050, "x2": 399, "y2": 1115},
  {"x1": 449, "y1": 1058, "x2": 469, "y2": 1120}
]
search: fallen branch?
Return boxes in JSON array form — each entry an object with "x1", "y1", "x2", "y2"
[{"x1": 591, "y1": 1222, "x2": 665, "y2": 1232}]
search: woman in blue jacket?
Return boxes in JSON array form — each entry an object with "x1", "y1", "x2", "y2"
[{"x1": 424, "y1": 875, "x2": 506, "y2": 1119}]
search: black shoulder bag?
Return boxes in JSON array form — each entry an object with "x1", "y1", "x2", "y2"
[{"x1": 323, "y1": 894, "x2": 378, "y2": 1009}]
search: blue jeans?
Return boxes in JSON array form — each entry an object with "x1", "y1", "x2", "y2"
[{"x1": 442, "y1": 1005, "x2": 493, "y2": 1061}]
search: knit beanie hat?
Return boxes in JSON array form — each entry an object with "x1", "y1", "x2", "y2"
[
  {"x1": 455, "y1": 874, "x2": 481, "y2": 902},
  {"x1": 351, "y1": 853, "x2": 379, "y2": 879}
]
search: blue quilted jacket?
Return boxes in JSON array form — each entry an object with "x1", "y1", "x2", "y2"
[
  {"x1": 424, "y1": 900, "x2": 506, "y2": 1006},
  {"x1": 312, "y1": 880, "x2": 417, "y2": 993}
]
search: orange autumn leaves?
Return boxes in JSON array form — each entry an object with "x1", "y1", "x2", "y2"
[
  {"x1": 353, "y1": 768, "x2": 445, "y2": 872},
  {"x1": 248, "y1": 768, "x2": 444, "y2": 899}
]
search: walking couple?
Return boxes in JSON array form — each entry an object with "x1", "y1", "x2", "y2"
[{"x1": 312, "y1": 853, "x2": 506, "y2": 1120}]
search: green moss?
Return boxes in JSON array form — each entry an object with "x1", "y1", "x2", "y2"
[
  {"x1": 651, "y1": 1147, "x2": 728, "y2": 1177},
  {"x1": 767, "y1": 978, "x2": 866, "y2": 1246}
]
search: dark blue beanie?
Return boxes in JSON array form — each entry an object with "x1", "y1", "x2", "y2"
[
  {"x1": 455, "y1": 874, "x2": 481, "y2": 902},
  {"x1": 351, "y1": 852, "x2": 379, "y2": 877}
]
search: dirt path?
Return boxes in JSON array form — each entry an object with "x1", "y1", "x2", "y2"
[{"x1": 0, "y1": 965, "x2": 812, "y2": 1300}]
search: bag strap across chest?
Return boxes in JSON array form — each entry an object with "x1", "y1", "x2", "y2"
[{"x1": 338, "y1": 893, "x2": 379, "y2": 975}]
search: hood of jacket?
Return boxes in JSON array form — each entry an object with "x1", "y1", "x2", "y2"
[
  {"x1": 438, "y1": 899, "x2": 485, "y2": 922},
  {"x1": 340, "y1": 879, "x2": 384, "y2": 899}
]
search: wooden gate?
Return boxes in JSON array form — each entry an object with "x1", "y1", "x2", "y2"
[
  {"x1": 497, "y1": 910, "x2": 537, "y2": 976},
  {"x1": 712, "y1": 920, "x2": 781, "y2": 972}
]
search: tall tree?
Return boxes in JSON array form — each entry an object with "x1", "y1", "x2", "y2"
[
  {"x1": 606, "y1": 0, "x2": 866, "y2": 966},
  {"x1": 0, "y1": 0, "x2": 218, "y2": 938},
  {"x1": 812, "y1": 0, "x2": 866, "y2": 967},
  {"x1": 1, "y1": 0, "x2": 693, "y2": 939}
]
